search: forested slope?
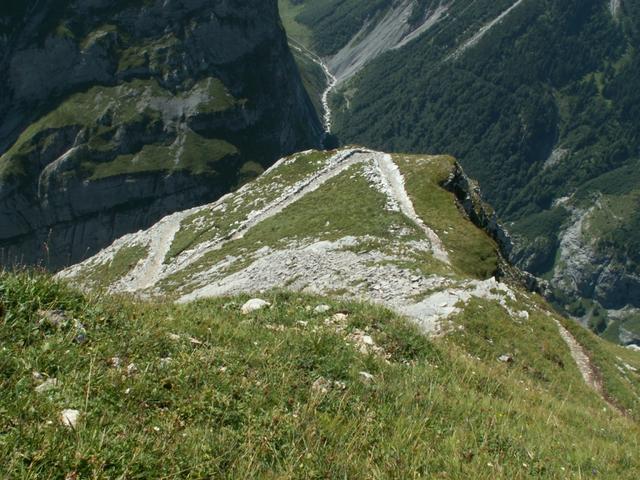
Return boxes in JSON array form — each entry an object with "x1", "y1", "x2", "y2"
[{"x1": 279, "y1": 0, "x2": 640, "y2": 343}]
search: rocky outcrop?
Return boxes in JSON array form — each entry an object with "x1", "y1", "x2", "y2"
[
  {"x1": 442, "y1": 162, "x2": 543, "y2": 293},
  {"x1": 0, "y1": 0, "x2": 321, "y2": 270}
]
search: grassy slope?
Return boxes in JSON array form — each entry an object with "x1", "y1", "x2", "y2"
[
  {"x1": 396, "y1": 154, "x2": 500, "y2": 279},
  {"x1": 288, "y1": 0, "x2": 640, "y2": 301},
  {"x1": 0, "y1": 78, "x2": 240, "y2": 182},
  {"x1": 2, "y1": 271, "x2": 639, "y2": 478}
]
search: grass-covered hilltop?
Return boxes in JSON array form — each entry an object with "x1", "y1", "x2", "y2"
[
  {"x1": 3, "y1": 148, "x2": 639, "y2": 478},
  {"x1": 278, "y1": 0, "x2": 640, "y2": 345}
]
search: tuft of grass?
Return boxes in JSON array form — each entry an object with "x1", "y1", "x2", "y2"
[
  {"x1": 1, "y1": 271, "x2": 639, "y2": 478},
  {"x1": 77, "y1": 244, "x2": 149, "y2": 288},
  {"x1": 396, "y1": 154, "x2": 501, "y2": 279}
]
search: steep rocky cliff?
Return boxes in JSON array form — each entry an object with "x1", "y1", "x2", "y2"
[{"x1": 0, "y1": 0, "x2": 322, "y2": 269}]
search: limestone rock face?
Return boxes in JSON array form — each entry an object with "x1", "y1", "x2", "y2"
[{"x1": 0, "y1": 0, "x2": 321, "y2": 269}]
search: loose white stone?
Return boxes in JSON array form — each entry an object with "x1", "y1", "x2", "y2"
[
  {"x1": 314, "y1": 304, "x2": 331, "y2": 313},
  {"x1": 241, "y1": 298, "x2": 271, "y2": 314},
  {"x1": 359, "y1": 371, "x2": 374, "y2": 382},
  {"x1": 332, "y1": 313, "x2": 348, "y2": 323},
  {"x1": 60, "y1": 409, "x2": 80, "y2": 429},
  {"x1": 35, "y1": 378, "x2": 59, "y2": 393},
  {"x1": 311, "y1": 377, "x2": 331, "y2": 395}
]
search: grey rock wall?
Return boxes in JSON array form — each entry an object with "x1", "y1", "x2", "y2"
[{"x1": 0, "y1": 0, "x2": 322, "y2": 270}]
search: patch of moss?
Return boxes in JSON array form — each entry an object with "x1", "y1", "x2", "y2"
[{"x1": 89, "y1": 131, "x2": 238, "y2": 180}]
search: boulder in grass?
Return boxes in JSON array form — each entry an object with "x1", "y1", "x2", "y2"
[
  {"x1": 241, "y1": 298, "x2": 271, "y2": 314},
  {"x1": 314, "y1": 304, "x2": 331, "y2": 313},
  {"x1": 60, "y1": 409, "x2": 80, "y2": 429}
]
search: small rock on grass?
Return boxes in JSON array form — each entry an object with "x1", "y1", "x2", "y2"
[
  {"x1": 498, "y1": 354, "x2": 514, "y2": 363},
  {"x1": 241, "y1": 298, "x2": 271, "y2": 314},
  {"x1": 74, "y1": 320, "x2": 88, "y2": 344},
  {"x1": 60, "y1": 409, "x2": 81, "y2": 429},
  {"x1": 35, "y1": 378, "x2": 59, "y2": 393},
  {"x1": 38, "y1": 310, "x2": 69, "y2": 328},
  {"x1": 359, "y1": 371, "x2": 374, "y2": 383},
  {"x1": 332, "y1": 313, "x2": 348, "y2": 322},
  {"x1": 311, "y1": 377, "x2": 332, "y2": 395},
  {"x1": 314, "y1": 304, "x2": 331, "y2": 313}
]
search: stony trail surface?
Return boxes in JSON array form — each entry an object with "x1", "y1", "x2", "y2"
[
  {"x1": 555, "y1": 320, "x2": 603, "y2": 393},
  {"x1": 554, "y1": 319, "x2": 627, "y2": 414},
  {"x1": 121, "y1": 212, "x2": 189, "y2": 293},
  {"x1": 375, "y1": 152, "x2": 450, "y2": 264}
]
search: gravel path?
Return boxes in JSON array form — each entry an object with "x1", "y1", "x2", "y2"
[
  {"x1": 375, "y1": 152, "x2": 450, "y2": 264},
  {"x1": 121, "y1": 212, "x2": 188, "y2": 292},
  {"x1": 554, "y1": 319, "x2": 626, "y2": 414},
  {"x1": 555, "y1": 320, "x2": 603, "y2": 393}
]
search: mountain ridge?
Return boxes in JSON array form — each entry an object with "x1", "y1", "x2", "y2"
[{"x1": 60, "y1": 147, "x2": 538, "y2": 335}]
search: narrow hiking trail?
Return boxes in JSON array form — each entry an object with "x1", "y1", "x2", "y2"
[
  {"x1": 121, "y1": 212, "x2": 189, "y2": 293},
  {"x1": 555, "y1": 320, "x2": 603, "y2": 392},
  {"x1": 554, "y1": 319, "x2": 626, "y2": 414},
  {"x1": 375, "y1": 153, "x2": 450, "y2": 264}
]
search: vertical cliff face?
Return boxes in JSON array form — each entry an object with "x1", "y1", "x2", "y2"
[{"x1": 0, "y1": 0, "x2": 322, "y2": 269}]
